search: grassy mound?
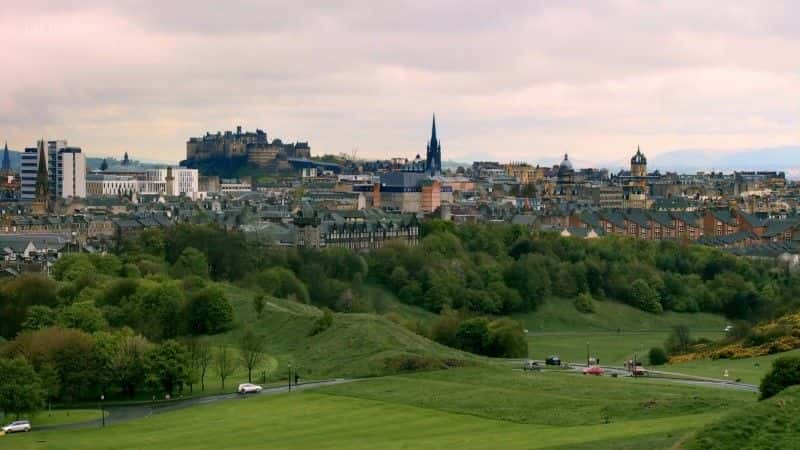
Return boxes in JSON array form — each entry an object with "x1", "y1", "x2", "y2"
[
  {"x1": 215, "y1": 284, "x2": 479, "y2": 379},
  {"x1": 514, "y1": 297, "x2": 728, "y2": 333},
  {"x1": 683, "y1": 385, "x2": 800, "y2": 449}
]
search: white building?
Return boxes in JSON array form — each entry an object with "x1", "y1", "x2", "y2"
[
  {"x1": 20, "y1": 139, "x2": 87, "y2": 201},
  {"x1": 140, "y1": 168, "x2": 200, "y2": 198},
  {"x1": 86, "y1": 174, "x2": 140, "y2": 196}
]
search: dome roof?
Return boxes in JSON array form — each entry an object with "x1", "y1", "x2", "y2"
[
  {"x1": 631, "y1": 146, "x2": 647, "y2": 165},
  {"x1": 558, "y1": 153, "x2": 573, "y2": 175}
]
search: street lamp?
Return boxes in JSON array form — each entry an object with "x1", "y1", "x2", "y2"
[
  {"x1": 586, "y1": 342, "x2": 590, "y2": 367},
  {"x1": 288, "y1": 363, "x2": 292, "y2": 392},
  {"x1": 100, "y1": 394, "x2": 105, "y2": 428}
]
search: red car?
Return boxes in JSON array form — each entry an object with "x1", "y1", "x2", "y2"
[{"x1": 582, "y1": 365, "x2": 605, "y2": 376}]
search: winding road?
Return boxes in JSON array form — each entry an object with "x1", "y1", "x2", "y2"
[{"x1": 35, "y1": 379, "x2": 356, "y2": 432}]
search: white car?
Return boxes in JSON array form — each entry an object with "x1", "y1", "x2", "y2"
[
  {"x1": 2, "y1": 420, "x2": 31, "y2": 433},
  {"x1": 237, "y1": 383, "x2": 263, "y2": 394}
]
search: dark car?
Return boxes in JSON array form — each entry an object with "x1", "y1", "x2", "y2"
[{"x1": 545, "y1": 355, "x2": 561, "y2": 366}]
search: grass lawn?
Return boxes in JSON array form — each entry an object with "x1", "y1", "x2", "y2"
[
  {"x1": 527, "y1": 331, "x2": 725, "y2": 366},
  {"x1": 515, "y1": 297, "x2": 728, "y2": 333},
  {"x1": 684, "y1": 385, "x2": 800, "y2": 449},
  {"x1": 663, "y1": 349, "x2": 800, "y2": 385},
  {"x1": 0, "y1": 368, "x2": 754, "y2": 450}
]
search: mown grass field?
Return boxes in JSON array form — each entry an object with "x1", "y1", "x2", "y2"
[
  {"x1": 663, "y1": 349, "x2": 800, "y2": 384},
  {"x1": 0, "y1": 367, "x2": 755, "y2": 450},
  {"x1": 515, "y1": 297, "x2": 729, "y2": 333},
  {"x1": 21, "y1": 410, "x2": 105, "y2": 427},
  {"x1": 527, "y1": 331, "x2": 725, "y2": 365}
]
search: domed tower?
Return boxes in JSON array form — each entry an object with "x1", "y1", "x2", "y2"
[{"x1": 631, "y1": 146, "x2": 647, "y2": 178}]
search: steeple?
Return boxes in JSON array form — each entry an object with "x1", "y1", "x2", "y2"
[
  {"x1": 425, "y1": 114, "x2": 442, "y2": 176},
  {"x1": 31, "y1": 140, "x2": 49, "y2": 214},
  {"x1": 1, "y1": 142, "x2": 10, "y2": 174}
]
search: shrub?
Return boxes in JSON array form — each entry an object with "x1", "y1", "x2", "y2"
[
  {"x1": 648, "y1": 347, "x2": 668, "y2": 365},
  {"x1": 309, "y1": 309, "x2": 333, "y2": 336},
  {"x1": 455, "y1": 317, "x2": 491, "y2": 355},
  {"x1": 574, "y1": 293, "x2": 595, "y2": 313},
  {"x1": 759, "y1": 356, "x2": 800, "y2": 400}
]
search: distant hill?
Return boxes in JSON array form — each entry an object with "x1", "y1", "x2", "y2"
[
  {"x1": 0, "y1": 149, "x2": 164, "y2": 172},
  {"x1": 649, "y1": 146, "x2": 800, "y2": 177}
]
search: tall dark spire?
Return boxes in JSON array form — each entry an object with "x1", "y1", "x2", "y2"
[
  {"x1": 425, "y1": 114, "x2": 442, "y2": 176},
  {"x1": 1, "y1": 142, "x2": 10, "y2": 173}
]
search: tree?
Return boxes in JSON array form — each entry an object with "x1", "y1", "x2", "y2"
[
  {"x1": 21, "y1": 305, "x2": 57, "y2": 330},
  {"x1": 648, "y1": 347, "x2": 668, "y2": 365},
  {"x1": 0, "y1": 274, "x2": 59, "y2": 339},
  {"x1": 146, "y1": 340, "x2": 190, "y2": 396},
  {"x1": 214, "y1": 346, "x2": 239, "y2": 391},
  {"x1": 253, "y1": 294, "x2": 266, "y2": 318},
  {"x1": 57, "y1": 302, "x2": 108, "y2": 333},
  {"x1": 487, "y1": 318, "x2": 528, "y2": 358},
  {"x1": 665, "y1": 325, "x2": 692, "y2": 354},
  {"x1": 455, "y1": 318, "x2": 491, "y2": 355},
  {"x1": 760, "y1": 356, "x2": 800, "y2": 400},
  {"x1": 239, "y1": 326, "x2": 265, "y2": 383},
  {"x1": 0, "y1": 357, "x2": 44, "y2": 419},
  {"x1": 196, "y1": 339, "x2": 213, "y2": 391},
  {"x1": 112, "y1": 335, "x2": 152, "y2": 398},
  {"x1": 186, "y1": 287, "x2": 234, "y2": 335},
  {"x1": 171, "y1": 247, "x2": 209, "y2": 279},
  {"x1": 629, "y1": 279, "x2": 663, "y2": 314}
]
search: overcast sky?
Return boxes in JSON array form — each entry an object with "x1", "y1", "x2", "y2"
[{"x1": 1, "y1": 1, "x2": 798, "y2": 166}]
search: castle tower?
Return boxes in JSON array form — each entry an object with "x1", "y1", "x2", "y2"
[{"x1": 426, "y1": 115, "x2": 442, "y2": 177}]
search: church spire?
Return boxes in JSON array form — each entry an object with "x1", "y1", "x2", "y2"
[
  {"x1": 1, "y1": 142, "x2": 10, "y2": 173},
  {"x1": 426, "y1": 114, "x2": 442, "y2": 176}
]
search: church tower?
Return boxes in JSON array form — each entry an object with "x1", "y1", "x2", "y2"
[
  {"x1": 1, "y1": 142, "x2": 11, "y2": 175},
  {"x1": 426, "y1": 115, "x2": 442, "y2": 176},
  {"x1": 631, "y1": 146, "x2": 647, "y2": 178},
  {"x1": 31, "y1": 140, "x2": 49, "y2": 214}
]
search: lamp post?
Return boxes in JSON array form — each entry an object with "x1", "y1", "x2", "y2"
[
  {"x1": 100, "y1": 394, "x2": 105, "y2": 428},
  {"x1": 586, "y1": 342, "x2": 590, "y2": 367},
  {"x1": 288, "y1": 363, "x2": 292, "y2": 392}
]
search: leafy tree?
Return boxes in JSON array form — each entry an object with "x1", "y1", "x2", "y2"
[
  {"x1": 146, "y1": 340, "x2": 190, "y2": 396},
  {"x1": 455, "y1": 318, "x2": 491, "y2": 355},
  {"x1": 648, "y1": 347, "x2": 668, "y2": 365},
  {"x1": 57, "y1": 302, "x2": 108, "y2": 333},
  {"x1": 429, "y1": 308, "x2": 461, "y2": 348},
  {"x1": 251, "y1": 267, "x2": 309, "y2": 303},
  {"x1": 214, "y1": 346, "x2": 239, "y2": 391},
  {"x1": 239, "y1": 326, "x2": 265, "y2": 383},
  {"x1": 112, "y1": 335, "x2": 152, "y2": 398},
  {"x1": 136, "y1": 283, "x2": 183, "y2": 340},
  {"x1": 21, "y1": 305, "x2": 57, "y2": 330},
  {"x1": 0, "y1": 357, "x2": 44, "y2": 418},
  {"x1": 760, "y1": 356, "x2": 800, "y2": 400},
  {"x1": 0, "y1": 274, "x2": 59, "y2": 339},
  {"x1": 487, "y1": 318, "x2": 528, "y2": 358},
  {"x1": 171, "y1": 247, "x2": 209, "y2": 279},
  {"x1": 629, "y1": 279, "x2": 663, "y2": 314},
  {"x1": 186, "y1": 286, "x2": 234, "y2": 335}
]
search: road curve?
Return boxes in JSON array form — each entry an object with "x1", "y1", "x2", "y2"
[{"x1": 35, "y1": 379, "x2": 356, "y2": 432}]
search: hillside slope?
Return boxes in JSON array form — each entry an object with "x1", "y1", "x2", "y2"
[
  {"x1": 216, "y1": 284, "x2": 480, "y2": 379},
  {"x1": 683, "y1": 386, "x2": 800, "y2": 449}
]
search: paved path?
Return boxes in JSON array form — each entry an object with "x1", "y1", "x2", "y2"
[{"x1": 35, "y1": 379, "x2": 355, "y2": 432}]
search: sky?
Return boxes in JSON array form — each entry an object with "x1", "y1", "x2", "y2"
[{"x1": 0, "y1": 1, "x2": 798, "y2": 167}]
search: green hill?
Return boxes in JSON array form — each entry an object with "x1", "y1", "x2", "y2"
[
  {"x1": 683, "y1": 385, "x2": 800, "y2": 449},
  {"x1": 214, "y1": 284, "x2": 479, "y2": 379}
]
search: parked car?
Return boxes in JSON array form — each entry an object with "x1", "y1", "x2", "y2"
[
  {"x1": 582, "y1": 366, "x2": 605, "y2": 376},
  {"x1": 522, "y1": 360, "x2": 541, "y2": 371},
  {"x1": 237, "y1": 383, "x2": 263, "y2": 394},
  {"x1": 545, "y1": 355, "x2": 561, "y2": 366},
  {"x1": 2, "y1": 420, "x2": 31, "y2": 433}
]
